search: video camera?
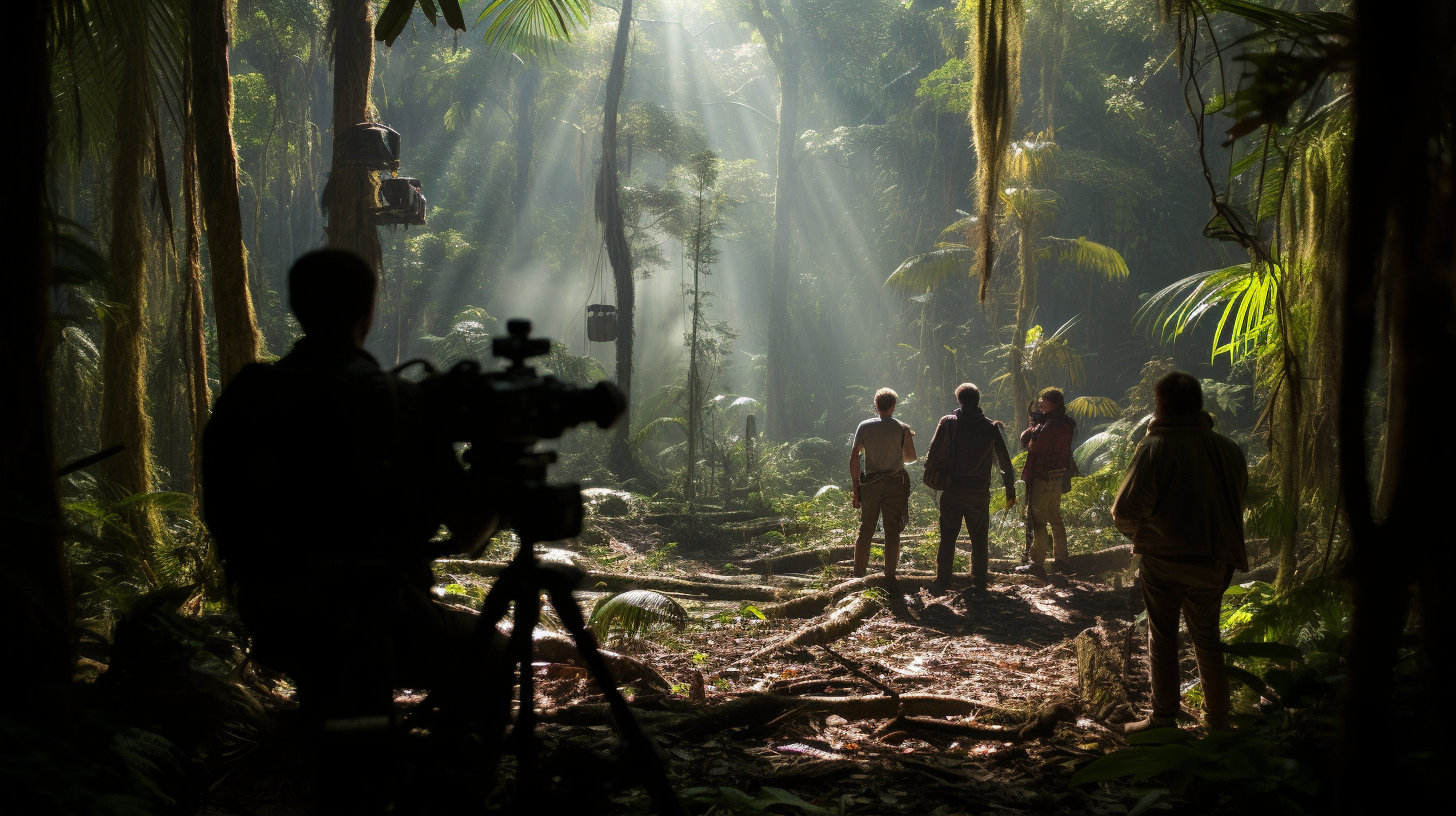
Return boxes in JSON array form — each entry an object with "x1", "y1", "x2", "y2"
[
  {"x1": 416, "y1": 319, "x2": 626, "y2": 544},
  {"x1": 1027, "y1": 399, "x2": 1046, "y2": 427}
]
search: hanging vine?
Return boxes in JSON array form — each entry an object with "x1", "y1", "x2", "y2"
[{"x1": 967, "y1": 0, "x2": 1023, "y2": 300}]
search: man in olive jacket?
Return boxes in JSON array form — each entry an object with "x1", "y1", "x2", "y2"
[
  {"x1": 925, "y1": 383, "x2": 1016, "y2": 592},
  {"x1": 1112, "y1": 372, "x2": 1248, "y2": 733}
]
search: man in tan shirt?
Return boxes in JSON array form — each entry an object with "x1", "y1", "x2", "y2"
[
  {"x1": 849, "y1": 388, "x2": 917, "y2": 579},
  {"x1": 1112, "y1": 372, "x2": 1248, "y2": 733}
]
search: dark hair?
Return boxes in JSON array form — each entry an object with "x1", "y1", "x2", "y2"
[
  {"x1": 1038, "y1": 387, "x2": 1065, "y2": 409},
  {"x1": 955, "y1": 382, "x2": 980, "y2": 408},
  {"x1": 1154, "y1": 371, "x2": 1204, "y2": 416},
  {"x1": 874, "y1": 388, "x2": 898, "y2": 412},
  {"x1": 288, "y1": 249, "x2": 377, "y2": 336}
]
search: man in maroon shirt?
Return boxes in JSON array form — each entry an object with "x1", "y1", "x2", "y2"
[{"x1": 1017, "y1": 387, "x2": 1076, "y2": 578}]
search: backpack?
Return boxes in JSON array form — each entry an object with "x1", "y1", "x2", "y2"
[{"x1": 922, "y1": 417, "x2": 956, "y2": 491}]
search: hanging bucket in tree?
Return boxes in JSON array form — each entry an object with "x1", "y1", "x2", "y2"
[
  {"x1": 587, "y1": 305, "x2": 618, "y2": 342},
  {"x1": 336, "y1": 122, "x2": 401, "y2": 172},
  {"x1": 377, "y1": 177, "x2": 427, "y2": 226}
]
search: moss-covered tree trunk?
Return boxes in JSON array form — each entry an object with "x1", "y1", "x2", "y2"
[
  {"x1": 1010, "y1": 216, "x2": 1037, "y2": 417},
  {"x1": 98, "y1": 26, "x2": 160, "y2": 560},
  {"x1": 192, "y1": 0, "x2": 261, "y2": 383},
  {"x1": 182, "y1": 53, "x2": 211, "y2": 500},
  {"x1": 325, "y1": 0, "x2": 383, "y2": 272}
]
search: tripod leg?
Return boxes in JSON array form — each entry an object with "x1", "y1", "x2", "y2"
[
  {"x1": 546, "y1": 579, "x2": 685, "y2": 816},
  {"x1": 510, "y1": 580, "x2": 543, "y2": 799}
]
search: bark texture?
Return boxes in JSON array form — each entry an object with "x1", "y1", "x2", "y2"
[
  {"x1": 597, "y1": 0, "x2": 636, "y2": 476},
  {"x1": 191, "y1": 0, "x2": 261, "y2": 384},
  {"x1": 325, "y1": 0, "x2": 383, "y2": 272}
]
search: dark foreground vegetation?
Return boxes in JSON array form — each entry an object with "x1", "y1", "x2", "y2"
[{"x1": 5, "y1": 0, "x2": 1452, "y2": 814}]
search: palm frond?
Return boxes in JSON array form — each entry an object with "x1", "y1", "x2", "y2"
[
  {"x1": 474, "y1": 0, "x2": 592, "y2": 56},
  {"x1": 1066, "y1": 396, "x2": 1121, "y2": 421},
  {"x1": 937, "y1": 215, "x2": 979, "y2": 244},
  {"x1": 1006, "y1": 132, "x2": 1059, "y2": 186},
  {"x1": 589, "y1": 590, "x2": 687, "y2": 642},
  {"x1": 884, "y1": 246, "x2": 973, "y2": 291},
  {"x1": 1137, "y1": 262, "x2": 1282, "y2": 362},
  {"x1": 1040, "y1": 236, "x2": 1130, "y2": 279},
  {"x1": 999, "y1": 186, "x2": 1060, "y2": 223}
]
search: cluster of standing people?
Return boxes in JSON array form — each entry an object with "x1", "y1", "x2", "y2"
[{"x1": 848, "y1": 376, "x2": 1248, "y2": 733}]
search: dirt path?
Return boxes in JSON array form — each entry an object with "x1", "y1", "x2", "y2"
[{"x1": 423, "y1": 518, "x2": 1156, "y2": 814}]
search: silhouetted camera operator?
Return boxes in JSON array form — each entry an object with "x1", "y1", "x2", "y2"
[
  {"x1": 202, "y1": 249, "x2": 500, "y2": 810},
  {"x1": 204, "y1": 249, "x2": 497, "y2": 691}
]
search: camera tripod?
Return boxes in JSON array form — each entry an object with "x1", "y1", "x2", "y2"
[{"x1": 412, "y1": 535, "x2": 681, "y2": 815}]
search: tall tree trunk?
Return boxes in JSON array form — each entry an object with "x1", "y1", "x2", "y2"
[
  {"x1": 98, "y1": 27, "x2": 161, "y2": 562},
  {"x1": 182, "y1": 54, "x2": 211, "y2": 501},
  {"x1": 192, "y1": 0, "x2": 261, "y2": 384},
  {"x1": 514, "y1": 59, "x2": 541, "y2": 260},
  {"x1": 598, "y1": 0, "x2": 636, "y2": 477},
  {"x1": 1009, "y1": 217, "x2": 1036, "y2": 417},
  {"x1": 325, "y1": 0, "x2": 383, "y2": 272},
  {"x1": 1338, "y1": 0, "x2": 1454, "y2": 809},
  {"x1": 760, "y1": 0, "x2": 800, "y2": 442},
  {"x1": 3, "y1": 0, "x2": 72, "y2": 692}
]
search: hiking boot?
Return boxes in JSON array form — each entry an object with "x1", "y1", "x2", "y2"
[
  {"x1": 1202, "y1": 713, "x2": 1234, "y2": 732},
  {"x1": 1014, "y1": 563, "x2": 1048, "y2": 580},
  {"x1": 1122, "y1": 716, "x2": 1177, "y2": 735}
]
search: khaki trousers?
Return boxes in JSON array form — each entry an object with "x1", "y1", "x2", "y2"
[
  {"x1": 855, "y1": 471, "x2": 908, "y2": 577},
  {"x1": 1140, "y1": 555, "x2": 1235, "y2": 720},
  {"x1": 1027, "y1": 476, "x2": 1068, "y2": 567}
]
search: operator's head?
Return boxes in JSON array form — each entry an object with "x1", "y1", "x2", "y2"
[
  {"x1": 955, "y1": 383, "x2": 980, "y2": 408},
  {"x1": 289, "y1": 249, "x2": 377, "y2": 345},
  {"x1": 874, "y1": 388, "x2": 898, "y2": 414},
  {"x1": 1038, "y1": 387, "x2": 1065, "y2": 414},
  {"x1": 1153, "y1": 371, "x2": 1203, "y2": 418}
]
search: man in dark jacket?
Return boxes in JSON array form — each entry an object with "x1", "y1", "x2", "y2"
[
  {"x1": 203, "y1": 250, "x2": 500, "y2": 810},
  {"x1": 924, "y1": 383, "x2": 1016, "y2": 592},
  {"x1": 1018, "y1": 387, "x2": 1076, "y2": 578},
  {"x1": 1112, "y1": 371, "x2": 1248, "y2": 733}
]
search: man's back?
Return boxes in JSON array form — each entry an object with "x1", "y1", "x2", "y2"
[
  {"x1": 202, "y1": 336, "x2": 460, "y2": 668},
  {"x1": 1111, "y1": 412, "x2": 1248, "y2": 569},
  {"x1": 853, "y1": 416, "x2": 910, "y2": 475}
]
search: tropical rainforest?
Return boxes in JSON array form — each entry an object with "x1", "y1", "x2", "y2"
[{"x1": 4, "y1": 0, "x2": 1451, "y2": 814}]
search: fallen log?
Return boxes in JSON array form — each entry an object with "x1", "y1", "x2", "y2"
[
  {"x1": 883, "y1": 702, "x2": 1074, "y2": 743},
  {"x1": 740, "y1": 545, "x2": 854, "y2": 576},
  {"x1": 985, "y1": 543, "x2": 1135, "y2": 576},
  {"x1": 746, "y1": 593, "x2": 880, "y2": 662},
  {"x1": 539, "y1": 691, "x2": 989, "y2": 734},
  {"x1": 531, "y1": 630, "x2": 670, "y2": 691},
  {"x1": 433, "y1": 559, "x2": 783, "y2": 601}
]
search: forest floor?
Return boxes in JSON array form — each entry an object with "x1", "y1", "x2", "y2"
[{"x1": 206, "y1": 508, "x2": 1208, "y2": 815}]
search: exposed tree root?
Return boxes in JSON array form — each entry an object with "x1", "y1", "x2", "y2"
[
  {"x1": 755, "y1": 575, "x2": 935, "y2": 619},
  {"x1": 879, "y1": 702, "x2": 1074, "y2": 743},
  {"x1": 531, "y1": 630, "x2": 670, "y2": 690},
  {"x1": 746, "y1": 593, "x2": 881, "y2": 662}
]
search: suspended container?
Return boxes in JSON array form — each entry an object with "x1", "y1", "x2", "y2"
[
  {"x1": 377, "y1": 177, "x2": 427, "y2": 226},
  {"x1": 587, "y1": 304, "x2": 618, "y2": 342},
  {"x1": 336, "y1": 122, "x2": 401, "y2": 172}
]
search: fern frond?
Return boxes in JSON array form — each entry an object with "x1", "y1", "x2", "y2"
[
  {"x1": 631, "y1": 416, "x2": 688, "y2": 448},
  {"x1": 589, "y1": 590, "x2": 687, "y2": 642},
  {"x1": 1006, "y1": 132, "x2": 1059, "y2": 186},
  {"x1": 938, "y1": 215, "x2": 979, "y2": 244},
  {"x1": 884, "y1": 246, "x2": 973, "y2": 291}
]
